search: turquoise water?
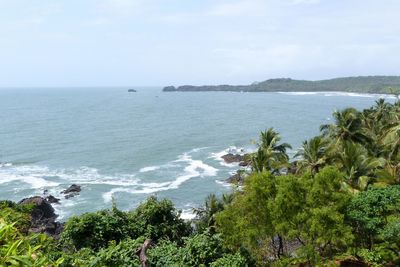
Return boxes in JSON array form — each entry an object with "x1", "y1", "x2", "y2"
[{"x1": 0, "y1": 88, "x2": 395, "y2": 219}]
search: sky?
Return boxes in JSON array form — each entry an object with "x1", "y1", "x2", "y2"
[{"x1": 0, "y1": 0, "x2": 399, "y2": 87}]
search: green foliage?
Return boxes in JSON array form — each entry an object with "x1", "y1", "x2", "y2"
[
  {"x1": 148, "y1": 240, "x2": 184, "y2": 266},
  {"x1": 193, "y1": 193, "x2": 231, "y2": 233},
  {"x1": 217, "y1": 168, "x2": 353, "y2": 265},
  {"x1": 251, "y1": 128, "x2": 291, "y2": 173},
  {"x1": 128, "y1": 196, "x2": 192, "y2": 243},
  {"x1": 181, "y1": 232, "x2": 226, "y2": 267},
  {"x1": 0, "y1": 200, "x2": 32, "y2": 233},
  {"x1": 90, "y1": 238, "x2": 143, "y2": 267},
  {"x1": 347, "y1": 185, "x2": 400, "y2": 258},
  {"x1": 0, "y1": 218, "x2": 63, "y2": 266},
  {"x1": 60, "y1": 204, "x2": 133, "y2": 251},
  {"x1": 61, "y1": 196, "x2": 191, "y2": 251},
  {"x1": 209, "y1": 253, "x2": 247, "y2": 267}
]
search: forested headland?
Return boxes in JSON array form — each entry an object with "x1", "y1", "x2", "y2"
[
  {"x1": 1, "y1": 99, "x2": 400, "y2": 266},
  {"x1": 163, "y1": 76, "x2": 400, "y2": 94}
]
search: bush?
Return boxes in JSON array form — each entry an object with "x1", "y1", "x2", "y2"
[
  {"x1": 128, "y1": 196, "x2": 192, "y2": 243},
  {"x1": 181, "y1": 232, "x2": 226, "y2": 267},
  {"x1": 209, "y1": 253, "x2": 247, "y2": 267},
  {"x1": 60, "y1": 205, "x2": 133, "y2": 250},
  {"x1": 148, "y1": 240, "x2": 184, "y2": 266}
]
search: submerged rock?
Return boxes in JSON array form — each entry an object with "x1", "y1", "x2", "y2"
[{"x1": 18, "y1": 196, "x2": 63, "y2": 236}]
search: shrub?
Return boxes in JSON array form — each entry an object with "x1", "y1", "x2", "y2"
[
  {"x1": 128, "y1": 196, "x2": 192, "y2": 243},
  {"x1": 60, "y1": 205, "x2": 133, "y2": 250}
]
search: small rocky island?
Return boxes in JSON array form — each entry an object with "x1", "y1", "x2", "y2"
[{"x1": 128, "y1": 89, "x2": 137, "y2": 92}]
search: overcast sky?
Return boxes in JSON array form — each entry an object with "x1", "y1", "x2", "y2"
[{"x1": 0, "y1": 0, "x2": 399, "y2": 87}]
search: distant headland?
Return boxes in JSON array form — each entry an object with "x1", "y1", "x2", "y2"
[{"x1": 163, "y1": 76, "x2": 400, "y2": 94}]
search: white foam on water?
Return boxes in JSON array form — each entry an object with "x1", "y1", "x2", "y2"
[
  {"x1": 278, "y1": 91, "x2": 398, "y2": 99},
  {"x1": 139, "y1": 166, "x2": 161, "y2": 173},
  {"x1": 209, "y1": 146, "x2": 249, "y2": 167},
  {"x1": 189, "y1": 147, "x2": 209, "y2": 153},
  {"x1": 278, "y1": 92, "x2": 318, "y2": 95},
  {"x1": 102, "y1": 152, "x2": 218, "y2": 202},
  {"x1": 0, "y1": 162, "x2": 12, "y2": 168},
  {"x1": 215, "y1": 179, "x2": 232, "y2": 188},
  {"x1": 0, "y1": 165, "x2": 60, "y2": 189},
  {"x1": 180, "y1": 209, "x2": 196, "y2": 220}
]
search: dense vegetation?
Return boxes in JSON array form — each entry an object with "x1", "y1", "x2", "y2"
[
  {"x1": 163, "y1": 76, "x2": 400, "y2": 94},
  {"x1": 1, "y1": 99, "x2": 400, "y2": 266}
]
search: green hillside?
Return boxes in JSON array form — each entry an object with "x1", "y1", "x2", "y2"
[{"x1": 163, "y1": 76, "x2": 400, "y2": 94}]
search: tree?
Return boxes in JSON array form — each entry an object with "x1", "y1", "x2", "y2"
[
  {"x1": 334, "y1": 141, "x2": 384, "y2": 190},
  {"x1": 251, "y1": 128, "x2": 291, "y2": 174},
  {"x1": 295, "y1": 136, "x2": 329, "y2": 174},
  {"x1": 347, "y1": 185, "x2": 400, "y2": 264},
  {"x1": 321, "y1": 108, "x2": 370, "y2": 145}
]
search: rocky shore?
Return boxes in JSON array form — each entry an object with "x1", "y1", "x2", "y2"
[
  {"x1": 14, "y1": 184, "x2": 83, "y2": 238},
  {"x1": 220, "y1": 152, "x2": 251, "y2": 185}
]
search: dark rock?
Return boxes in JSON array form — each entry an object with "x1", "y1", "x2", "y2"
[
  {"x1": 221, "y1": 153, "x2": 245, "y2": 163},
  {"x1": 46, "y1": 195, "x2": 60, "y2": 204},
  {"x1": 19, "y1": 196, "x2": 56, "y2": 220},
  {"x1": 18, "y1": 196, "x2": 63, "y2": 236},
  {"x1": 225, "y1": 171, "x2": 245, "y2": 185},
  {"x1": 61, "y1": 184, "x2": 81, "y2": 199},
  {"x1": 239, "y1": 161, "x2": 250, "y2": 167},
  {"x1": 222, "y1": 153, "x2": 251, "y2": 167},
  {"x1": 128, "y1": 89, "x2": 137, "y2": 92},
  {"x1": 61, "y1": 184, "x2": 81, "y2": 194}
]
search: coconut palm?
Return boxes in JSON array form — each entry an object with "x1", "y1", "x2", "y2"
[
  {"x1": 193, "y1": 193, "x2": 231, "y2": 232},
  {"x1": 335, "y1": 141, "x2": 385, "y2": 190},
  {"x1": 295, "y1": 136, "x2": 329, "y2": 174},
  {"x1": 251, "y1": 128, "x2": 292, "y2": 174},
  {"x1": 320, "y1": 108, "x2": 370, "y2": 145}
]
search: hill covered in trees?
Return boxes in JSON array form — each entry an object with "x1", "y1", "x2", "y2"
[
  {"x1": 1, "y1": 99, "x2": 400, "y2": 266},
  {"x1": 163, "y1": 76, "x2": 400, "y2": 94}
]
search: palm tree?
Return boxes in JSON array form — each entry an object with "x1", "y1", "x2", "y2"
[
  {"x1": 193, "y1": 193, "x2": 230, "y2": 232},
  {"x1": 295, "y1": 136, "x2": 328, "y2": 174},
  {"x1": 251, "y1": 128, "x2": 292, "y2": 174},
  {"x1": 335, "y1": 141, "x2": 384, "y2": 190},
  {"x1": 321, "y1": 108, "x2": 370, "y2": 145}
]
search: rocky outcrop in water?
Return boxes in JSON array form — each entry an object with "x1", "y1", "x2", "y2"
[
  {"x1": 61, "y1": 184, "x2": 81, "y2": 199},
  {"x1": 222, "y1": 153, "x2": 251, "y2": 167},
  {"x1": 18, "y1": 196, "x2": 63, "y2": 236}
]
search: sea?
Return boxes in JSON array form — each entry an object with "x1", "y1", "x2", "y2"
[{"x1": 0, "y1": 87, "x2": 396, "y2": 220}]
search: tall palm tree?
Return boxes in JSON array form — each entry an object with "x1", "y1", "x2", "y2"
[
  {"x1": 320, "y1": 108, "x2": 370, "y2": 146},
  {"x1": 251, "y1": 128, "x2": 292, "y2": 174},
  {"x1": 295, "y1": 136, "x2": 328, "y2": 174},
  {"x1": 335, "y1": 141, "x2": 384, "y2": 190},
  {"x1": 193, "y1": 193, "x2": 229, "y2": 232}
]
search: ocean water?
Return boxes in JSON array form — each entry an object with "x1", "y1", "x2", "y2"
[{"x1": 0, "y1": 88, "x2": 395, "y2": 220}]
